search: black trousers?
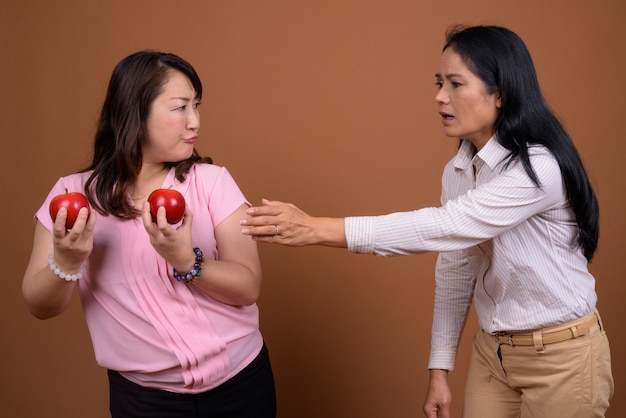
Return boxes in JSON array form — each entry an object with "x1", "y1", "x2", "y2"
[{"x1": 108, "y1": 344, "x2": 276, "y2": 418}]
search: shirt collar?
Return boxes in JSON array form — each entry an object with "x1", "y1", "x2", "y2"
[{"x1": 453, "y1": 136, "x2": 510, "y2": 171}]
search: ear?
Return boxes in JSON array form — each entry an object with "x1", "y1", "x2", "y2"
[{"x1": 496, "y1": 95, "x2": 502, "y2": 109}]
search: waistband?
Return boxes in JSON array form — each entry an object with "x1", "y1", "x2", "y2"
[{"x1": 491, "y1": 309, "x2": 602, "y2": 349}]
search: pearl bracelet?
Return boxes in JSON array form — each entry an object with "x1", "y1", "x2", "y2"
[
  {"x1": 172, "y1": 247, "x2": 205, "y2": 283},
  {"x1": 48, "y1": 253, "x2": 83, "y2": 281}
]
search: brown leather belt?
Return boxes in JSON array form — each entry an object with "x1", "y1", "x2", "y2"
[{"x1": 493, "y1": 313, "x2": 599, "y2": 347}]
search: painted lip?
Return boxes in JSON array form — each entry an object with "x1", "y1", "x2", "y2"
[
  {"x1": 184, "y1": 136, "x2": 198, "y2": 144},
  {"x1": 439, "y1": 111, "x2": 454, "y2": 126}
]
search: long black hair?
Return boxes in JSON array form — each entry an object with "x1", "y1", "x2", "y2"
[
  {"x1": 83, "y1": 50, "x2": 212, "y2": 219},
  {"x1": 444, "y1": 25, "x2": 599, "y2": 261}
]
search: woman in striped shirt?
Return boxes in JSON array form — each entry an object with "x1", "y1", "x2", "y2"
[{"x1": 241, "y1": 25, "x2": 613, "y2": 417}]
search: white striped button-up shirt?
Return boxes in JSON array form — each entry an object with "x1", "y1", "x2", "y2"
[{"x1": 345, "y1": 137, "x2": 596, "y2": 370}]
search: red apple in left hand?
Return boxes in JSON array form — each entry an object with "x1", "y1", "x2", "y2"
[
  {"x1": 49, "y1": 189, "x2": 90, "y2": 229},
  {"x1": 148, "y1": 188, "x2": 186, "y2": 224}
]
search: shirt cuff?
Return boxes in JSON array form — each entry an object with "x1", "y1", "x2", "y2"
[
  {"x1": 345, "y1": 216, "x2": 376, "y2": 254},
  {"x1": 428, "y1": 348, "x2": 457, "y2": 370}
]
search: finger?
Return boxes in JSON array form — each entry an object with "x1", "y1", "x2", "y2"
[
  {"x1": 241, "y1": 223, "x2": 278, "y2": 237},
  {"x1": 141, "y1": 202, "x2": 156, "y2": 229},
  {"x1": 180, "y1": 206, "x2": 193, "y2": 227},
  {"x1": 423, "y1": 405, "x2": 438, "y2": 418},
  {"x1": 433, "y1": 404, "x2": 449, "y2": 418},
  {"x1": 67, "y1": 207, "x2": 90, "y2": 234},
  {"x1": 85, "y1": 207, "x2": 97, "y2": 230},
  {"x1": 251, "y1": 234, "x2": 285, "y2": 244},
  {"x1": 261, "y1": 198, "x2": 290, "y2": 207},
  {"x1": 250, "y1": 235, "x2": 272, "y2": 243},
  {"x1": 240, "y1": 214, "x2": 281, "y2": 229},
  {"x1": 155, "y1": 206, "x2": 171, "y2": 230},
  {"x1": 263, "y1": 199, "x2": 299, "y2": 212},
  {"x1": 52, "y1": 207, "x2": 69, "y2": 237},
  {"x1": 247, "y1": 198, "x2": 294, "y2": 216},
  {"x1": 439, "y1": 406, "x2": 450, "y2": 418},
  {"x1": 246, "y1": 205, "x2": 282, "y2": 217}
]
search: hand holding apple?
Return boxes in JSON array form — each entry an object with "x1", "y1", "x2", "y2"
[
  {"x1": 49, "y1": 189, "x2": 90, "y2": 229},
  {"x1": 148, "y1": 189, "x2": 186, "y2": 224}
]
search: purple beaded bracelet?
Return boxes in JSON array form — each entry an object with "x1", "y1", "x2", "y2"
[{"x1": 173, "y1": 247, "x2": 205, "y2": 283}]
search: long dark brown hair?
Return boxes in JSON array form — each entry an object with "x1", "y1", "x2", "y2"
[{"x1": 82, "y1": 50, "x2": 212, "y2": 219}]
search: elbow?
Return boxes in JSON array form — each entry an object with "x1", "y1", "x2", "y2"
[
  {"x1": 22, "y1": 289, "x2": 69, "y2": 320},
  {"x1": 236, "y1": 268, "x2": 262, "y2": 306},
  {"x1": 31, "y1": 311, "x2": 56, "y2": 321},
  {"x1": 237, "y1": 286, "x2": 262, "y2": 307},
  {"x1": 236, "y1": 277, "x2": 263, "y2": 306},
  {"x1": 25, "y1": 304, "x2": 64, "y2": 320}
]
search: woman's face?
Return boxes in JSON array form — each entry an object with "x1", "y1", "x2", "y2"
[
  {"x1": 435, "y1": 48, "x2": 501, "y2": 150},
  {"x1": 143, "y1": 70, "x2": 200, "y2": 164}
]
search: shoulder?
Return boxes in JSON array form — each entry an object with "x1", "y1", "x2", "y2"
[
  {"x1": 55, "y1": 171, "x2": 93, "y2": 191},
  {"x1": 61, "y1": 170, "x2": 92, "y2": 180},
  {"x1": 510, "y1": 145, "x2": 564, "y2": 195},
  {"x1": 527, "y1": 145, "x2": 560, "y2": 172},
  {"x1": 185, "y1": 163, "x2": 241, "y2": 192},
  {"x1": 191, "y1": 161, "x2": 222, "y2": 174},
  {"x1": 188, "y1": 162, "x2": 229, "y2": 179}
]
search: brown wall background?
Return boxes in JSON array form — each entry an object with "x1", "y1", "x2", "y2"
[{"x1": 2, "y1": 1, "x2": 624, "y2": 417}]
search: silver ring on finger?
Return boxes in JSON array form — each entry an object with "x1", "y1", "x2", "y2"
[{"x1": 274, "y1": 225, "x2": 280, "y2": 236}]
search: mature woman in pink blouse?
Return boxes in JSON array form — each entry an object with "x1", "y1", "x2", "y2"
[
  {"x1": 240, "y1": 25, "x2": 613, "y2": 418},
  {"x1": 23, "y1": 51, "x2": 276, "y2": 418}
]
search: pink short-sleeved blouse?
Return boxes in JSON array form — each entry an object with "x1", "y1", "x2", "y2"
[{"x1": 36, "y1": 164, "x2": 263, "y2": 393}]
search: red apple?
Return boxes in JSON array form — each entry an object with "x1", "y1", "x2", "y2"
[
  {"x1": 49, "y1": 189, "x2": 90, "y2": 229},
  {"x1": 148, "y1": 189, "x2": 185, "y2": 224}
]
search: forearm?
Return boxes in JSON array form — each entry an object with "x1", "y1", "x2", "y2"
[
  {"x1": 429, "y1": 302, "x2": 470, "y2": 370},
  {"x1": 183, "y1": 205, "x2": 263, "y2": 306},
  {"x1": 312, "y1": 217, "x2": 347, "y2": 247},
  {"x1": 189, "y1": 260, "x2": 261, "y2": 306},
  {"x1": 429, "y1": 368, "x2": 450, "y2": 381},
  {"x1": 429, "y1": 252, "x2": 475, "y2": 369},
  {"x1": 22, "y1": 221, "x2": 90, "y2": 320},
  {"x1": 22, "y1": 266, "x2": 77, "y2": 319}
]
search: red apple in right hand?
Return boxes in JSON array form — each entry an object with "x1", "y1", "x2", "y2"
[
  {"x1": 49, "y1": 189, "x2": 90, "y2": 229},
  {"x1": 148, "y1": 189, "x2": 186, "y2": 224}
]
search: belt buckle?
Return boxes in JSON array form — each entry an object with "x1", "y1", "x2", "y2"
[{"x1": 493, "y1": 332, "x2": 514, "y2": 346}]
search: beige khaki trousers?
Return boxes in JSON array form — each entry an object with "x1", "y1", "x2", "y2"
[{"x1": 463, "y1": 310, "x2": 614, "y2": 418}]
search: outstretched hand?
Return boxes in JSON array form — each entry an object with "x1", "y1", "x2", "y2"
[{"x1": 240, "y1": 199, "x2": 347, "y2": 248}]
